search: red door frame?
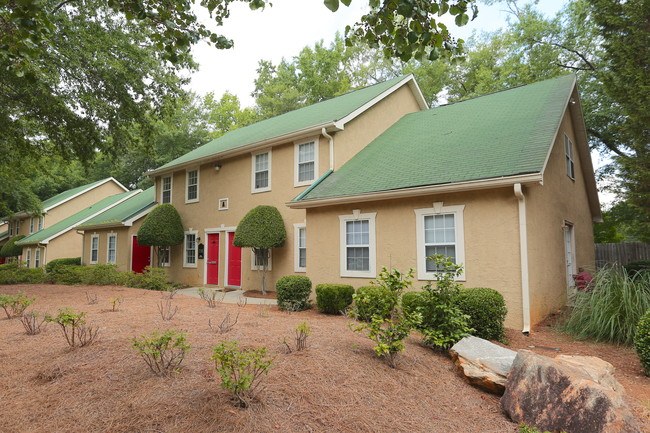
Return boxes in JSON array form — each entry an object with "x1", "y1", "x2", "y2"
[
  {"x1": 131, "y1": 235, "x2": 151, "y2": 273},
  {"x1": 206, "y1": 233, "x2": 220, "y2": 285},
  {"x1": 226, "y1": 231, "x2": 242, "y2": 287}
]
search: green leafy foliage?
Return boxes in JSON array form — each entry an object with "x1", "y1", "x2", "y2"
[
  {"x1": 0, "y1": 267, "x2": 46, "y2": 285},
  {"x1": 211, "y1": 340, "x2": 274, "y2": 407},
  {"x1": 132, "y1": 330, "x2": 190, "y2": 377},
  {"x1": 45, "y1": 257, "x2": 81, "y2": 273},
  {"x1": 455, "y1": 288, "x2": 507, "y2": 342},
  {"x1": 560, "y1": 267, "x2": 650, "y2": 345},
  {"x1": 46, "y1": 308, "x2": 99, "y2": 348},
  {"x1": 0, "y1": 235, "x2": 26, "y2": 258},
  {"x1": 353, "y1": 286, "x2": 396, "y2": 322},
  {"x1": 78, "y1": 264, "x2": 124, "y2": 286},
  {"x1": 518, "y1": 424, "x2": 552, "y2": 433},
  {"x1": 46, "y1": 265, "x2": 83, "y2": 285},
  {"x1": 137, "y1": 204, "x2": 184, "y2": 267},
  {"x1": 0, "y1": 292, "x2": 36, "y2": 318},
  {"x1": 634, "y1": 309, "x2": 650, "y2": 376},
  {"x1": 625, "y1": 261, "x2": 650, "y2": 277},
  {"x1": 276, "y1": 276, "x2": 312, "y2": 311},
  {"x1": 127, "y1": 267, "x2": 173, "y2": 291},
  {"x1": 233, "y1": 206, "x2": 287, "y2": 249},
  {"x1": 282, "y1": 321, "x2": 311, "y2": 352},
  {"x1": 315, "y1": 284, "x2": 354, "y2": 314}
]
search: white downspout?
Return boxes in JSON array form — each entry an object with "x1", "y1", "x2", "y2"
[
  {"x1": 321, "y1": 128, "x2": 334, "y2": 170},
  {"x1": 514, "y1": 183, "x2": 531, "y2": 334}
]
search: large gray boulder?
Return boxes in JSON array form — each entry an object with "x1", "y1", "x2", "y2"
[
  {"x1": 449, "y1": 335, "x2": 517, "y2": 394},
  {"x1": 501, "y1": 350, "x2": 640, "y2": 433}
]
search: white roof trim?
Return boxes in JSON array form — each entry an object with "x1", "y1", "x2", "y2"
[
  {"x1": 44, "y1": 177, "x2": 129, "y2": 212},
  {"x1": 286, "y1": 173, "x2": 544, "y2": 209},
  {"x1": 39, "y1": 190, "x2": 140, "y2": 244},
  {"x1": 123, "y1": 204, "x2": 155, "y2": 227}
]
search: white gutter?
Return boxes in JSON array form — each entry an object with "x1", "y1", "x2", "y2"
[
  {"x1": 287, "y1": 173, "x2": 543, "y2": 209},
  {"x1": 514, "y1": 183, "x2": 531, "y2": 334},
  {"x1": 321, "y1": 128, "x2": 334, "y2": 170}
]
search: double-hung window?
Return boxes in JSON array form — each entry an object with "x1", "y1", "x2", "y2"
[
  {"x1": 90, "y1": 234, "x2": 99, "y2": 264},
  {"x1": 186, "y1": 169, "x2": 199, "y2": 203},
  {"x1": 25, "y1": 249, "x2": 31, "y2": 268},
  {"x1": 184, "y1": 230, "x2": 197, "y2": 268},
  {"x1": 107, "y1": 233, "x2": 117, "y2": 263},
  {"x1": 564, "y1": 134, "x2": 575, "y2": 180},
  {"x1": 339, "y1": 212, "x2": 376, "y2": 278},
  {"x1": 37, "y1": 216, "x2": 43, "y2": 231},
  {"x1": 160, "y1": 246, "x2": 170, "y2": 267},
  {"x1": 252, "y1": 151, "x2": 271, "y2": 192},
  {"x1": 29, "y1": 217, "x2": 34, "y2": 234},
  {"x1": 295, "y1": 140, "x2": 318, "y2": 186},
  {"x1": 161, "y1": 176, "x2": 172, "y2": 204},
  {"x1": 34, "y1": 249, "x2": 40, "y2": 268},
  {"x1": 294, "y1": 223, "x2": 306, "y2": 272},
  {"x1": 414, "y1": 204, "x2": 465, "y2": 281}
]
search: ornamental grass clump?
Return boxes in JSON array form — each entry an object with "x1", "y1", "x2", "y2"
[
  {"x1": 560, "y1": 266, "x2": 650, "y2": 345},
  {"x1": 132, "y1": 329, "x2": 190, "y2": 377}
]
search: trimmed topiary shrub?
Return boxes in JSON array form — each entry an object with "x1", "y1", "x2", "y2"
[
  {"x1": 315, "y1": 284, "x2": 354, "y2": 314},
  {"x1": 634, "y1": 308, "x2": 650, "y2": 376},
  {"x1": 454, "y1": 287, "x2": 507, "y2": 341},
  {"x1": 625, "y1": 260, "x2": 650, "y2": 277},
  {"x1": 276, "y1": 275, "x2": 312, "y2": 311},
  {"x1": 354, "y1": 285, "x2": 396, "y2": 322},
  {"x1": 0, "y1": 235, "x2": 26, "y2": 258},
  {"x1": 46, "y1": 257, "x2": 81, "y2": 273},
  {"x1": 137, "y1": 204, "x2": 184, "y2": 268}
]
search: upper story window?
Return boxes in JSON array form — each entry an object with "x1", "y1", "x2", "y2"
[
  {"x1": 252, "y1": 150, "x2": 271, "y2": 193},
  {"x1": 295, "y1": 139, "x2": 318, "y2": 186},
  {"x1": 11, "y1": 220, "x2": 20, "y2": 236},
  {"x1": 29, "y1": 217, "x2": 35, "y2": 234},
  {"x1": 186, "y1": 169, "x2": 199, "y2": 203},
  {"x1": 37, "y1": 216, "x2": 43, "y2": 231},
  {"x1": 161, "y1": 176, "x2": 172, "y2": 204},
  {"x1": 564, "y1": 134, "x2": 575, "y2": 180},
  {"x1": 339, "y1": 211, "x2": 377, "y2": 278},
  {"x1": 184, "y1": 230, "x2": 197, "y2": 268},
  {"x1": 90, "y1": 234, "x2": 99, "y2": 264},
  {"x1": 414, "y1": 204, "x2": 465, "y2": 281},
  {"x1": 107, "y1": 233, "x2": 117, "y2": 263}
]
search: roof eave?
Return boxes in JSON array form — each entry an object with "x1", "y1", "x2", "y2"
[
  {"x1": 44, "y1": 177, "x2": 129, "y2": 212},
  {"x1": 287, "y1": 173, "x2": 544, "y2": 209}
]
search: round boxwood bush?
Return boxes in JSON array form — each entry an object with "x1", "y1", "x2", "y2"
[
  {"x1": 454, "y1": 287, "x2": 507, "y2": 341},
  {"x1": 401, "y1": 291, "x2": 434, "y2": 322},
  {"x1": 635, "y1": 308, "x2": 650, "y2": 376},
  {"x1": 276, "y1": 275, "x2": 312, "y2": 311},
  {"x1": 315, "y1": 284, "x2": 354, "y2": 314},
  {"x1": 353, "y1": 285, "x2": 396, "y2": 322}
]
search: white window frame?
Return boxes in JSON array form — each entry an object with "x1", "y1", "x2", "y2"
[
  {"x1": 9, "y1": 220, "x2": 13, "y2": 236},
  {"x1": 185, "y1": 169, "x2": 200, "y2": 203},
  {"x1": 25, "y1": 248, "x2": 31, "y2": 268},
  {"x1": 218, "y1": 198, "x2": 229, "y2": 211},
  {"x1": 251, "y1": 150, "x2": 272, "y2": 193},
  {"x1": 37, "y1": 216, "x2": 43, "y2": 231},
  {"x1": 34, "y1": 249, "x2": 40, "y2": 268},
  {"x1": 107, "y1": 233, "x2": 117, "y2": 264},
  {"x1": 29, "y1": 217, "x2": 34, "y2": 234},
  {"x1": 414, "y1": 204, "x2": 466, "y2": 281},
  {"x1": 294, "y1": 138, "x2": 319, "y2": 187},
  {"x1": 159, "y1": 245, "x2": 171, "y2": 267},
  {"x1": 564, "y1": 134, "x2": 575, "y2": 180},
  {"x1": 161, "y1": 176, "x2": 173, "y2": 204},
  {"x1": 183, "y1": 229, "x2": 198, "y2": 268},
  {"x1": 251, "y1": 249, "x2": 272, "y2": 271},
  {"x1": 294, "y1": 223, "x2": 306, "y2": 272},
  {"x1": 90, "y1": 234, "x2": 100, "y2": 264},
  {"x1": 13, "y1": 220, "x2": 20, "y2": 236},
  {"x1": 339, "y1": 211, "x2": 377, "y2": 278}
]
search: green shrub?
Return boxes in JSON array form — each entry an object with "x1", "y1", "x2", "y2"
[
  {"x1": 518, "y1": 424, "x2": 552, "y2": 433},
  {"x1": 137, "y1": 204, "x2": 185, "y2": 268},
  {"x1": 402, "y1": 291, "x2": 432, "y2": 322},
  {"x1": 0, "y1": 267, "x2": 46, "y2": 284},
  {"x1": 127, "y1": 266, "x2": 170, "y2": 290},
  {"x1": 46, "y1": 308, "x2": 99, "y2": 348},
  {"x1": 0, "y1": 235, "x2": 25, "y2": 258},
  {"x1": 625, "y1": 260, "x2": 650, "y2": 277},
  {"x1": 78, "y1": 264, "x2": 123, "y2": 285},
  {"x1": 45, "y1": 257, "x2": 81, "y2": 273},
  {"x1": 46, "y1": 264, "x2": 83, "y2": 285},
  {"x1": 132, "y1": 329, "x2": 190, "y2": 377},
  {"x1": 455, "y1": 287, "x2": 507, "y2": 342},
  {"x1": 353, "y1": 285, "x2": 396, "y2": 322},
  {"x1": 315, "y1": 284, "x2": 354, "y2": 314},
  {"x1": 0, "y1": 262, "x2": 20, "y2": 271},
  {"x1": 634, "y1": 309, "x2": 650, "y2": 376},
  {"x1": 559, "y1": 266, "x2": 650, "y2": 345},
  {"x1": 276, "y1": 275, "x2": 312, "y2": 311},
  {"x1": 0, "y1": 292, "x2": 36, "y2": 318},
  {"x1": 211, "y1": 340, "x2": 274, "y2": 407}
]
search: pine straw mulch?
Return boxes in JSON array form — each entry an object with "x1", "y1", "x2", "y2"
[{"x1": 0, "y1": 284, "x2": 648, "y2": 433}]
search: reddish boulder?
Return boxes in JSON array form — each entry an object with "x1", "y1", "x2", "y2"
[{"x1": 501, "y1": 350, "x2": 640, "y2": 433}]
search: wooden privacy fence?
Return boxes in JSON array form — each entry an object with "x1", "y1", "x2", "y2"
[{"x1": 595, "y1": 242, "x2": 650, "y2": 268}]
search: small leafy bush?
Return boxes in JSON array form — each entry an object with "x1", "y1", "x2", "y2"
[
  {"x1": 276, "y1": 275, "x2": 312, "y2": 311},
  {"x1": 634, "y1": 309, "x2": 650, "y2": 376},
  {"x1": 211, "y1": 340, "x2": 274, "y2": 407},
  {"x1": 455, "y1": 287, "x2": 507, "y2": 342},
  {"x1": 45, "y1": 257, "x2": 81, "y2": 273},
  {"x1": 46, "y1": 264, "x2": 83, "y2": 285},
  {"x1": 281, "y1": 321, "x2": 311, "y2": 352},
  {"x1": 78, "y1": 264, "x2": 123, "y2": 285},
  {"x1": 47, "y1": 308, "x2": 99, "y2": 348},
  {"x1": 560, "y1": 266, "x2": 650, "y2": 344},
  {"x1": 127, "y1": 267, "x2": 171, "y2": 291},
  {"x1": 315, "y1": 284, "x2": 354, "y2": 314},
  {"x1": 132, "y1": 329, "x2": 190, "y2": 377},
  {"x1": 197, "y1": 287, "x2": 223, "y2": 307},
  {"x1": 518, "y1": 424, "x2": 552, "y2": 433},
  {"x1": 625, "y1": 260, "x2": 650, "y2": 277},
  {"x1": 0, "y1": 267, "x2": 46, "y2": 284},
  {"x1": 0, "y1": 292, "x2": 36, "y2": 318},
  {"x1": 0, "y1": 262, "x2": 20, "y2": 271},
  {"x1": 353, "y1": 286, "x2": 396, "y2": 322}
]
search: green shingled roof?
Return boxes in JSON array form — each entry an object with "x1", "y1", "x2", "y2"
[
  {"x1": 17, "y1": 191, "x2": 136, "y2": 245},
  {"x1": 78, "y1": 187, "x2": 155, "y2": 228},
  {"x1": 155, "y1": 76, "x2": 411, "y2": 172},
  {"x1": 297, "y1": 74, "x2": 575, "y2": 201},
  {"x1": 42, "y1": 178, "x2": 115, "y2": 210},
  {"x1": 0, "y1": 231, "x2": 8, "y2": 241}
]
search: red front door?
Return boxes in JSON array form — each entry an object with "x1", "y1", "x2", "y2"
[
  {"x1": 131, "y1": 235, "x2": 151, "y2": 273},
  {"x1": 206, "y1": 233, "x2": 220, "y2": 285},
  {"x1": 227, "y1": 231, "x2": 242, "y2": 287}
]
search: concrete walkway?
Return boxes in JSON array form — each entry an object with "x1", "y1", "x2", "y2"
[{"x1": 176, "y1": 287, "x2": 277, "y2": 305}]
